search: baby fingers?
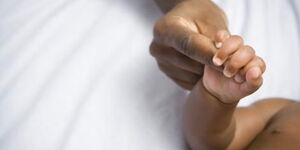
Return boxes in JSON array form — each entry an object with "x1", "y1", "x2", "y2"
[
  {"x1": 213, "y1": 35, "x2": 244, "y2": 66},
  {"x1": 239, "y1": 56, "x2": 266, "y2": 94},
  {"x1": 239, "y1": 56, "x2": 266, "y2": 79},
  {"x1": 223, "y1": 45, "x2": 255, "y2": 78}
]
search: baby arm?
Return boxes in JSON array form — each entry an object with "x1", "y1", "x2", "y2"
[{"x1": 184, "y1": 31, "x2": 269, "y2": 150}]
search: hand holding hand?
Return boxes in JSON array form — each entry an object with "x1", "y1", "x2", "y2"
[
  {"x1": 202, "y1": 30, "x2": 266, "y2": 104},
  {"x1": 150, "y1": 0, "x2": 228, "y2": 90}
]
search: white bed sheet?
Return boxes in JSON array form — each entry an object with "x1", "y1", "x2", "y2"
[{"x1": 0, "y1": 0, "x2": 299, "y2": 150}]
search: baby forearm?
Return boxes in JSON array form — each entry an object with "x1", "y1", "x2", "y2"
[{"x1": 184, "y1": 82, "x2": 237, "y2": 150}]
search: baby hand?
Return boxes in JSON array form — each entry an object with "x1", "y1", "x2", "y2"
[{"x1": 202, "y1": 30, "x2": 266, "y2": 104}]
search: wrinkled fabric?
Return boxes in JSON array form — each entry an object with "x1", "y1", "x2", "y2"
[{"x1": 0, "y1": 0, "x2": 299, "y2": 150}]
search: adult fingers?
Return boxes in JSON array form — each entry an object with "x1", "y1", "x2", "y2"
[
  {"x1": 157, "y1": 62, "x2": 201, "y2": 84},
  {"x1": 153, "y1": 16, "x2": 217, "y2": 65},
  {"x1": 171, "y1": 78, "x2": 195, "y2": 90},
  {"x1": 150, "y1": 43, "x2": 204, "y2": 75}
]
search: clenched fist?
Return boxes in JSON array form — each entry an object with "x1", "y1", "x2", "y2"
[
  {"x1": 203, "y1": 31, "x2": 266, "y2": 104},
  {"x1": 150, "y1": 0, "x2": 228, "y2": 90}
]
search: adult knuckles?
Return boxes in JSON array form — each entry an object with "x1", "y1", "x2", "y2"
[
  {"x1": 153, "y1": 17, "x2": 166, "y2": 39},
  {"x1": 149, "y1": 42, "x2": 160, "y2": 57},
  {"x1": 153, "y1": 17, "x2": 177, "y2": 37},
  {"x1": 153, "y1": 16, "x2": 189, "y2": 39}
]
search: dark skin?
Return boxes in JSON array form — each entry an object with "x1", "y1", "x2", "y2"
[
  {"x1": 183, "y1": 30, "x2": 298, "y2": 150},
  {"x1": 152, "y1": 0, "x2": 300, "y2": 150},
  {"x1": 187, "y1": 81, "x2": 300, "y2": 150},
  {"x1": 151, "y1": 0, "x2": 228, "y2": 90}
]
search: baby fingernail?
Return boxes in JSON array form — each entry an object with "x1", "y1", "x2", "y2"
[
  {"x1": 215, "y1": 42, "x2": 222, "y2": 49},
  {"x1": 224, "y1": 69, "x2": 233, "y2": 78},
  {"x1": 234, "y1": 74, "x2": 244, "y2": 83},
  {"x1": 252, "y1": 67, "x2": 261, "y2": 78},
  {"x1": 225, "y1": 34, "x2": 230, "y2": 39},
  {"x1": 213, "y1": 57, "x2": 222, "y2": 66}
]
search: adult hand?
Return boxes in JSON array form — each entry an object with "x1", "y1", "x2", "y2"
[{"x1": 150, "y1": 0, "x2": 229, "y2": 90}]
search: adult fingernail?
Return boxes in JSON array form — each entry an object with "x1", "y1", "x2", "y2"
[
  {"x1": 215, "y1": 42, "x2": 222, "y2": 49},
  {"x1": 213, "y1": 57, "x2": 222, "y2": 66}
]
